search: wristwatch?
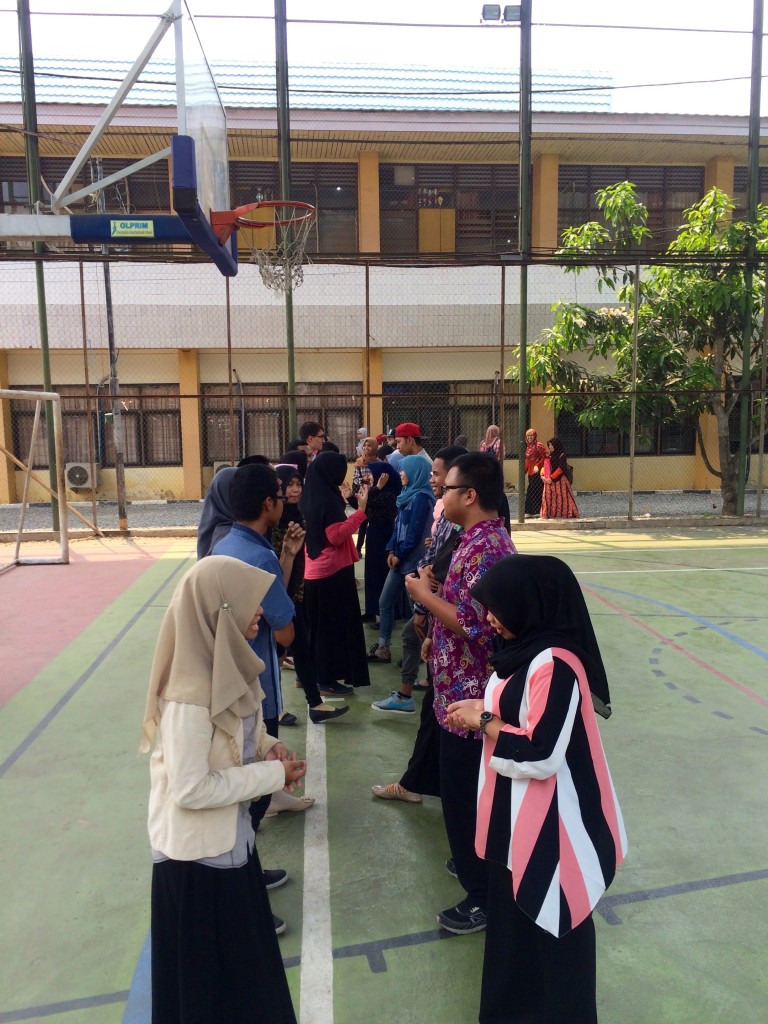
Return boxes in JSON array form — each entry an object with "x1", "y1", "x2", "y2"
[{"x1": 479, "y1": 711, "x2": 495, "y2": 733}]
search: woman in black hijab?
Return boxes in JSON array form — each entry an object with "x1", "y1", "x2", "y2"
[
  {"x1": 272, "y1": 464, "x2": 349, "y2": 724},
  {"x1": 446, "y1": 555, "x2": 626, "y2": 1024},
  {"x1": 300, "y1": 452, "x2": 371, "y2": 695}
]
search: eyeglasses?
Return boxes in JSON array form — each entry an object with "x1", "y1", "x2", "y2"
[{"x1": 442, "y1": 484, "x2": 470, "y2": 493}]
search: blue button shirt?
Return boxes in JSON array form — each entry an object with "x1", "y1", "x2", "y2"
[{"x1": 213, "y1": 523, "x2": 295, "y2": 721}]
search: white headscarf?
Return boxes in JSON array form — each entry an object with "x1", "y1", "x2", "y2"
[{"x1": 140, "y1": 556, "x2": 275, "y2": 752}]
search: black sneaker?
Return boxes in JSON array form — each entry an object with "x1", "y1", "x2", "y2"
[
  {"x1": 437, "y1": 898, "x2": 487, "y2": 935},
  {"x1": 445, "y1": 857, "x2": 458, "y2": 879},
  {"x1": 319, "y1": 682, "x2": 355, "y2": 697},
  {"x1": 263, "y1": 868, "x2": 288, "y2": 890},
  {"x1": 273, "y1": 914, "x2": 286, "y2": 936}
]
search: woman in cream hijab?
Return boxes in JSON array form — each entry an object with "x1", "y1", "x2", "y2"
[{"x1": 142, "y1": 555, "x2": 306, "y2": 1023}]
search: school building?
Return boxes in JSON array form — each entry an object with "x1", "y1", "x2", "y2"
[{"x1": 0, "y1": 59, "x2": 765, "y2": 501}]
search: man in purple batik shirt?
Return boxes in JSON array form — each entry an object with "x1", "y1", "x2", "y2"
[{"x1": 406, "y1": 452, "x2": 516, "y2": 937}]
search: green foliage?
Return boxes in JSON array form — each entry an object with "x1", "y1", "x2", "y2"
[{"x1": 509, "y1": 185, "x2": 767, "y2": 511}]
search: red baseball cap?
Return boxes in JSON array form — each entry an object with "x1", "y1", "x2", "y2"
[{"x1": 394, "y1": 422, "x2": 422, "y2": 438}]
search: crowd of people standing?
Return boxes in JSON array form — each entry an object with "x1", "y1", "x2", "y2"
[{"x1": 141, "y1": 418, "x2": 624, "y2": 1023}]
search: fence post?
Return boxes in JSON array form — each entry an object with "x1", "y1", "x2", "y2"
[{"x1": 628, "y1": 263, "x2": 640, "y2": 520}]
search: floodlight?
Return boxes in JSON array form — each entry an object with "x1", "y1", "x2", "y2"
[
  {"x1": 503, "y1": 5, "x2": 521, "y2": 21},
  {"x1": 481, "y1": 5, "x2": 502, "y2": 21}
]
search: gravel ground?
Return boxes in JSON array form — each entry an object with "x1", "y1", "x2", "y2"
[{"x1": 2, "y1": 490, "x2": 766, "y2": 534}]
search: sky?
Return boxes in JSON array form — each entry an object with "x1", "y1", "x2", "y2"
[{"x1": 0, "y1": 0, "x2": 763, "y2": 116}]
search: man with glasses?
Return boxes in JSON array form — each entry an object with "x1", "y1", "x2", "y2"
[
  {"x1": 212, "y1": 462, "x2": 310, "y2": 931},
  {"x1": 213, "y1": 463, "x2": 302, "y2": 735},
  {"x1": 299, "y1": 421, "x2": 327, "y2": 460},
  {"x1": 405, "y1": 453, "x2": 516, "y2": 936}
]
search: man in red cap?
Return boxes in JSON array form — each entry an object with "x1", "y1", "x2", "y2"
[{"x1": 393, "y1": 422, "x2": 432, "y2": 467}]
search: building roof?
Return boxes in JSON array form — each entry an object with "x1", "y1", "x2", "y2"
[{"x1": 0, "y1": 57, "x2": 612, "y2": 114}]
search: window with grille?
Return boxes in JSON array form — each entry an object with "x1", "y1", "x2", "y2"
[
  {"x1": 380, "y1": 164, "x2": 519, "y2": 254},
  {"x1": 228, "y1": 162, "x2": 358, "y2": 254},
  {"x1": 556, "y1": 405, "x2": 695, "y2": 457},
  {"x1": 202, "y1": 383, "x2": 287, "y2": 464},
  {"x1": 382, "y1": 381, "x2": 519, "y2": 455},
  {"x1": 733, "y1": 167, "x2": 768, "y2": 220},
  {"x1": 10, "y1": 384, "x2": 180, "y2": 468},
  {"x1": 558, "y1": 165, "x2": 705, "y2": 252}
]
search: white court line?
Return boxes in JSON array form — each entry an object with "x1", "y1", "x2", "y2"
[
  {"x1": 575, "y1": 566, "x2": 768, "y2": 575},
  {"x1": 300, "y1": 720, "x2": 333, "y2": 1024}
]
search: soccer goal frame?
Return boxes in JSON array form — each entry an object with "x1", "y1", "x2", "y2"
[{"x1": 0, "y1": 388, "x2": 71, "y2": 573}]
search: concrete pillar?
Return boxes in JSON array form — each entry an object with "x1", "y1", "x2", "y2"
[
  {"x1": 358, "y1": 151, "x2": 381, "y2": 253},
  {"x1": 532, "y1": 153, "x2": 560, "y2": 253},
  {"x1": 178, "y1": 349, "x2": 203, "y2": 499},
  {"x1": 705, "y1": 157, "x2": 735, "y2": 197},
  {"x1": 0, "y1": 352, "x2": 17, "y2": 503},
  {"x1": 366, "y1": 348, "x2": 383, "y2": 438}
]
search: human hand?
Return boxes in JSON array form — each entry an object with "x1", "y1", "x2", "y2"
[
  {"x1": 423, "y1": 565, "x2": 439, "y2": 593},
  {"x1": 445, "y1": 699, "x2": 484, "y2": 730},
  {"x1": 387, "y1": 551, "x2": 400, "y2": 570},
  {"x1": 405, "y1": 565, "x2": 430, "y2": 599},
  {"x1": 420, "y1": 636, "x2": 432, "y2": 663},
  {"x1": 282, "y1": 523, "x2": 306, "y2": 557},
  {"x1": 340, "y1": 481, "x2": 352, "y2": 500},
  {"x1": 357, "y1": 483, "x2": 369, "y2": 512},
  {"x1": 412, "y1": 611, "x2": 427, "y2": 642},
  {"x1": 282, "y1": 759, "x2": 307, "y2": 791},
  {"x1": 266, "y1": 742, "x2": 293, "y2": 762}
]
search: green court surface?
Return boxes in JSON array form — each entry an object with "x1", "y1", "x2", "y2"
[{"x1": 1, "y1": 529, "x2": 767, "y2": 1023}]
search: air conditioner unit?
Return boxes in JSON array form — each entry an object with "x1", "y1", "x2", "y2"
[
  {"x1": 65, "y1": 462, "x2": 100, "y2": 489},
  {"x1": 212, "y1": 461, "x2": 234, "y2": 475}
]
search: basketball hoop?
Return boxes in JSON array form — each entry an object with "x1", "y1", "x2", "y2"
[{"x1": 212, "y1": 200, "x2": 316, "y2": 294}]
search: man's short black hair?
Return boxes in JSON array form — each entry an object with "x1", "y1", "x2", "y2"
[
  {"x1": 230, "y1": 464, "x2": 281, "y2": 521},
  {"x1": 433, "y1": 444, "x2": 469, "y2": 467},
  {"x1": 377, "y1": 444, "x2": 394, "y2": 458},
  {"x1": 449, "y1": 452, "x2": 504, "y2": 513},
  {"x1": 321, "y1": 440, "x2": 340, "y2": 453},
  {"x1": 299, "y1": 421, "x2": 323, "y2": 442},
  {"x1": 237, "y1": 454, "x2": 271, "y2": 468}
]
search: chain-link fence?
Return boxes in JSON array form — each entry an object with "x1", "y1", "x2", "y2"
[{"x1": 1, "y1": 254, "x2": 766, "y2": 533}]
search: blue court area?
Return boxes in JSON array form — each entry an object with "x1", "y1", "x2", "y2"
[{"x1": 1, "y1": 528, "x2": 767, "y2": 1023}]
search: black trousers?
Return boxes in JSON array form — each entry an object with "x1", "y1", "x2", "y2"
[
  {"x1": 399, "y1": 677, "x2": 441, "y2": 797},
  {"x1": 480, "y1": 860, "x2": 597, "y2": 1024},
  {"x1": 439, "y1": 726, "x2": 487, "y2": 909}
]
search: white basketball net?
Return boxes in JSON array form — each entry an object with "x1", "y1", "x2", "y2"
[{"x1": 250, "y1": 213, "x2": 315, "y2": 294}]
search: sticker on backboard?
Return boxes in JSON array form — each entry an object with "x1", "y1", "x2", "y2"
[{"x1": 110, "y1": 220, "x2": 156, "y2": 237}]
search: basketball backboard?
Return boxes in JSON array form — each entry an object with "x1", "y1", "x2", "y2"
[{"x1": 172, "y1": 0, "x2": 237, "y2": 274}]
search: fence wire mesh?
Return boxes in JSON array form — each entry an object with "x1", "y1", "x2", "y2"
[{"x1": 0, "y1": 255, "x2": 766, "y2": 533}]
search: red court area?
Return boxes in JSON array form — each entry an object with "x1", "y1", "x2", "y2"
[{"x1": 0, "y1": 538, "x2": 180, "y2": 706}]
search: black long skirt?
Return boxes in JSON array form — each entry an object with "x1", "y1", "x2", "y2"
[
  {"x1": 524, "y1": 472, "x2": 544, "y2": 515},
  {"x1": 480, "y1": 860, "x2": 597, "y2": 1024},
  {"x1": 151, "y1": 846, "x2": 296, "y2": 1024},
  {"x1": 304, "y1": 564, "x2": 371, "y2": 687}
]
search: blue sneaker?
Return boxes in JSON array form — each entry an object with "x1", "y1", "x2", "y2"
[{"x1": 371, "y1": 691, "x2": 415, "y2": 714}]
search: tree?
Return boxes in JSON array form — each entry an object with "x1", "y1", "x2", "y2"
[{"x1": 512, "y1": 183, "x2": 768, "y2": 514}]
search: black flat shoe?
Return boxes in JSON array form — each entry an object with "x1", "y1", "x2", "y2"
[
  {"x1": 319, "y1": 682, "x2": 355, "y2": 697},
  {"x1": 278, "y1": 712, "x2": 298, "y2": 726},
  {"x1": 309, "y1": 705, "x2": 351, "y2": 724}
]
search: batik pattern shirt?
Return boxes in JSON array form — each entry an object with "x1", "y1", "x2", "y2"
[{"x1": 432, "y1": 517, "x2": 516, "y2": 737}]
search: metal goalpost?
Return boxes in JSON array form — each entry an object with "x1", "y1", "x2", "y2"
[{"x1": 0, "y1": 388, "x2": 70, "y2": 573}]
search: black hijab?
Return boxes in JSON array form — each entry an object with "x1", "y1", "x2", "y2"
[
  {"x1": 300, "y1": 451, "x2": 349, "y2": 559},
  {"x1": 471, "y1": 554, "x2": 612, "y2": 717},
  {"x1": 274, "y1": 464, "x2": 304, "y2": 528},
  {"x1": 279, "y1": 449, "x2": 308, "y2": 479}
]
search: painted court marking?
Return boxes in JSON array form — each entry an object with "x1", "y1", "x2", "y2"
[
  {"x1": 300, "y1": 715, "x2": 334, "y2": 1024},
  {"x1": 0, "y1": 555, "x2": 192, "y2": 779}
]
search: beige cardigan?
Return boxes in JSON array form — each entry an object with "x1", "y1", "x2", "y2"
[{"x1": 148, "y1": 699, "x2": 286, "y2": 861}]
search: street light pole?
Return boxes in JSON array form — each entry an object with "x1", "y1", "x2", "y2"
[{"x1": 517, "y1": 0, "x2": 532, "y2": 524}]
